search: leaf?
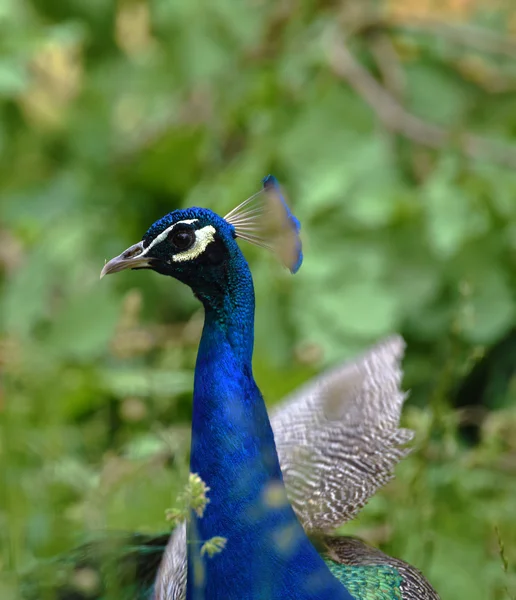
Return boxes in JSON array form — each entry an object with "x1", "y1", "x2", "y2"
[
  {"x1": 2, "y1": 251, "x2": 53, "y2": 337},
  {"x1": 344, "y1": 170, "x2": 400, "y2": 228},
  {"x1": 100, "y1": 368, "x2": 192, "y2": 399},
  {"x1": 279, "y1": 90, "x2": 376, "y2": 217},
  {"x1": 0, "y1": 60, "x2": 28, "y2": 96},
  {"x1": 423, "y1": 155, "x2": 490, "y2": 258},
  {"x1": 406, "y1": 63, "x2": 471, "y2": 126},
  {"x1": 456, "y1": 267, "x2": 515, "y2": 344},
  {"x1": 293, "y1": 275, "x2": 400, "y2": 365},
  {"x1": 45, "y1": 287, "x2": 120, "y2": 361}
]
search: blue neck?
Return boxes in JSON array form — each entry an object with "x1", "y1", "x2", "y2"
[{"x1": 185, "y1": 257, "x2": 354, "y2": 600}]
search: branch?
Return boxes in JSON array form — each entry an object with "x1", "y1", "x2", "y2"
[
  {"x1": 346, "y1": 9, "x2": 516, "y2": 58},
  {"x1": 393, "y1": 18, "x2": 516, "y2": 59},
  {"x1": 369, "y1": 33, "x2": 406, "y2": 100},
  {"x1": 328, "y1": 36, "x2": 516, "y2": 170}
]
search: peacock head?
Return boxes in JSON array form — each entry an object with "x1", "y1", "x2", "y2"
[{"x1": 100, "y1": 176, "x2": 303, "y2": 296}]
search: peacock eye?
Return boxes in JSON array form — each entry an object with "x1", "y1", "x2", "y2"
[{"x1": 169, "y1": 228, "x2": 195, "y2": 251}]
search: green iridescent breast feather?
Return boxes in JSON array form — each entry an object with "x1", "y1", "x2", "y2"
[{"x1": 325, "y1": 560, "x2": 403, "y2": 600}]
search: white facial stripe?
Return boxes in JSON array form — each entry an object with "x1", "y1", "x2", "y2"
[
  {"x1": 140, "y1": 219, "x2": 198, "y2": 257},
  {"x1": 172, "y1": 225, "x2": 216, "y2": 262}
]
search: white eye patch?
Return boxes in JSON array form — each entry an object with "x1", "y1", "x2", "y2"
[
  {"x1": 140, "y1": 219, "x2": 199, "y2": 257},
  {"x1": 172, "y1": 225, "x2": 216, "y2": 262}
]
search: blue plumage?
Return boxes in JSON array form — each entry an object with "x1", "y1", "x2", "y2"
[
  {"x1": 187, "y1": 231, "x2": 351, "y2": 600},
  {"x1": 101, "y1": 179, "x2": 355, "y2": 599}
]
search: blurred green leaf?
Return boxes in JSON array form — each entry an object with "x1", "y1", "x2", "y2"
[
  {"x1": 458, "y1": 268, "x2": 515, "y2": 344},
  {"x1": 0, "y1": 60, "x2": 27, "y2": 96},
  {"x1": 100, "y1": 368, "x2": 192, "y2": 399},
  {"x1": 406, "y1": 63, "x2": 471, "y2": 127},
  {"x1": 424, "y1": 156, "x2": 490, "y2": 258},
  {"x1": 45, "y1": 288, "x2": 120, "y2": 361}
]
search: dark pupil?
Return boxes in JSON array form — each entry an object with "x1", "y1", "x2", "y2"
[{"x1": 171, "y1": 229, "x2": 194, "y2": 250}]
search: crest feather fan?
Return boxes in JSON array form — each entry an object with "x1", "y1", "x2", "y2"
[{"x1": 224, "y1": 175, "x2": 303, "y2": 274}]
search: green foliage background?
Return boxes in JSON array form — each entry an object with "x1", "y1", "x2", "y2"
[{"x1": 1, "y1": 0, "x2": 516, "y2": 598}]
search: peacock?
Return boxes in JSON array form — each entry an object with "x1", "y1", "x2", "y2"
[
  {"x1": 99, "y1": 175, "x2": 440, "y2": 600},
  {"x1": 22, "y1": 177, "x2": 439, "y2": 599}
]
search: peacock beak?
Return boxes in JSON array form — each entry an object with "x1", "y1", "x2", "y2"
[{"x1": 100, "y1": 241, "x2": 150, "y2": 279}]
